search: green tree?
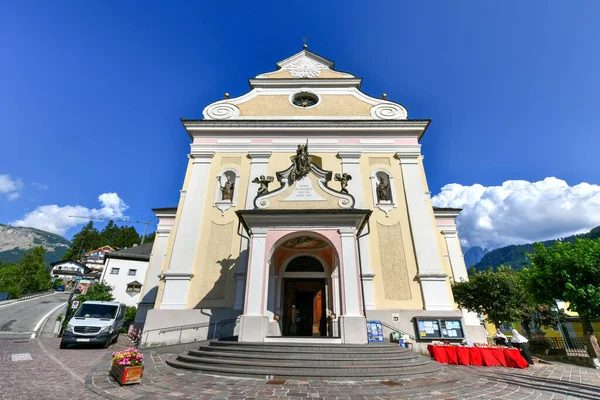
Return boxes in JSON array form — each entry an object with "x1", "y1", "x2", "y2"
[
  {"x1": 62, "y1": 221, "x2": 101, "y2": 260},
  {"x1": 0, "y1": 246, "x2": 51, "y2": 297},
  {"x1": 142, "y1": 231, "x2": 156, "y2": 244},
  {"x1": 453, "y1": 266, "x2": 527, "y2": 328},
  {"x1": 75, "y1": 282, "x2": 114, "y2": 303},
  {"x1": 113, "y1": 225, "x2": 141, "y2": 248},
  {"x1": 527, "y1": 239, "x2": 600, "y2": 359},
  {"x1": 99, "y1": 220, "x2": 120, "y2": 247}
]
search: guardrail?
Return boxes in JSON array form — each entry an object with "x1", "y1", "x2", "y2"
[
  {"x1": 529, "y1": 336, "x2": 589, "y2": 357},
  {"x1": 0, "y1": 289, "x2": 54, "y2": 305},
  {"x1": 380, "y1": 321, "x2": 416, "y2": 342},
  {"x1": 140, "y1": 318, "x2": 238, "y2": 347}
]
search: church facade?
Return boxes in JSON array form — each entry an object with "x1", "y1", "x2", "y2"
[{"x1": 140, "y1": 48, "x2": 486, "y2": 348}]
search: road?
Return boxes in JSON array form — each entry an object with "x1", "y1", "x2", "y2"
[{"x1": 0, "y1": 292, "x2": 69, "y2": 339}]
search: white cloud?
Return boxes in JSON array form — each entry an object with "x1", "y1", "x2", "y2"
[
  {"x1": 32, "y1": 182, "x2": 49, "y2": 190},
  {"x1": 0, "y1": 174, "x2": 23, "y2": 200},
  {"x1": 11, "y1": 192, "x2": 128, "y2": 236},
  {"x1": 431, "y1": 177, "x2": 600, "y2": 250}
]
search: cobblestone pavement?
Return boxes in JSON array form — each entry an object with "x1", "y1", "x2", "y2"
[{"x1": 86, "y1": 351, "x2": 600, "y2": 400}]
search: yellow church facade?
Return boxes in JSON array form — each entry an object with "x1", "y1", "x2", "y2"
[{"x1": 139, "y1": 48, "x2": 486, "y2": 348}]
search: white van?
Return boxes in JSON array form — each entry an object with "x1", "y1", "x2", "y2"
[{"x1": 60, "y1": 301, "x2": 126, "y2": 349}]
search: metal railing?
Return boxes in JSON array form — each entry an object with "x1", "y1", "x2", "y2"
[
  {"x1": 529, "y1": 336, "x2": 589, "y2": 357},
  {"x1": 0, "y1": 289, "x2": 54, "y2": 304},
  {"x1": 140, "y1": 318, "x2": 238, "y2": 347},
  {"x1": 380, "y1": 321, "x2": 416, "y2": 342}
]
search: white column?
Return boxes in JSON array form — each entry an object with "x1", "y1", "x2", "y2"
[
  {"x1": 234, "y1": 151, "x2": 272, "y2": 310},
  {"x1": 159, "y1": 151, "x2": 214, "y2": 310},
  {"x1": 238, "y1": 228, "x2": 269, "y2": 342},
  {"x1": 140, "y1": 223, "x2": 171, "y2": 307},
  {"x1": 338, "y1": 152, "x2": 375, "y2": 310},
  {"x1": 442, "y1": 229, "x2": 480, "y2": 325},
  {"x1": 397, "y1": 151, "x2": 453, "y2": 311},
  {"x1": 338, "y1": 228, "x2": 367, "y2": 344}
]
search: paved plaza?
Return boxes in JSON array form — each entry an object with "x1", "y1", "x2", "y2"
[
  {"x1": 1, "y1": 319, "x2": 599, "y2": 400},
  {"x1": 85, "y1": 350, "x2": 600, "y2": 400}
]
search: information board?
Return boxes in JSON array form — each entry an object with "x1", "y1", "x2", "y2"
[
  {"x1": 414, "y1": 318, "x2": 465, "y2": 340},
  {"x1": 416, "y1": 319, "x2": 441, "y2": 339},
  {"x1": 366, "y1": 320, "x2": 384, "y2": 343},
  {"x1": 440, "y1": 320, "x2": 464, "y2": 339}
]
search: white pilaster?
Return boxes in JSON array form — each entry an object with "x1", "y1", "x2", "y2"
[
  {"x1": 338, "y1": 228, "x2": 367, "y2": 344},
  {"x1": 141, "y1": 221, "x2": 172, "y2": 307},
  {"x1": 337, "y1": 152, "x2": 376, "y2": 311},
  {"x1": 159, "y1": 151, "x2": 214, "y2": 310},
  {"x1": 238, "y1": 228, "x2": 269, "y2": 342},
  {"x1": 442, "y1": 229, "x2": 480, "y2": 325},
  {"x1": 397, "y1": 151, "x2": 453, "y2": 311},
  {"x1": 234, "y1": 151, "x2": 272, "y2": 310}
]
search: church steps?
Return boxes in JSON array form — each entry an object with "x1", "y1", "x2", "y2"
[
  {"x1": 189, "y1": 349, "x2": 420, "y2": 362},
  {"x1": 166, "y1": 358, "x2": 442, "y2": 380},
  {"x1": 166, "y1": 340, "x2": 442, "y2": 380},
  {"x1": 176, "y1": 353, "x2": 431, "y2": 369}
]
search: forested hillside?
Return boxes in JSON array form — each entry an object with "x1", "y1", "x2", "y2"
[{"x1": 473, "y1": 226, "x2": 600, "y2": 272}]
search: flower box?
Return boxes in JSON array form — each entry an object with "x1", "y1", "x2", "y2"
[
  {"x1": 110, "y1": 364, "x2": 144, "y2": 385},
  {"x1": 110, "y1": 347, "x2": 144, "y2": 385}
]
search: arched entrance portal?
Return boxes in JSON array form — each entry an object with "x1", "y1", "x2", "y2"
[
  {"x1": 269, "y1": 233, "x2": 339, "y2": 338},
  {"x1": 282, "y1": 256, "x2": 326, "y2": 336}
]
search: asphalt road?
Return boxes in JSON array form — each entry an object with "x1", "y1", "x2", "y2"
[{"x1": 0, "y1": 292, "x2": 70, "y2": 339}]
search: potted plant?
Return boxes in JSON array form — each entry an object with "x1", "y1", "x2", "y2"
[{"x1": 109, "y1": 347, "x2": 144, "y2": 385}]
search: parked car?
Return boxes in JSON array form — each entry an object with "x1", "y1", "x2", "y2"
[
  {"x1": 60, "y1": 301, "x2": 126, "y2": 349},
  {"x1": 54, "y1": 285, "x2": 65, "y2": 292}
]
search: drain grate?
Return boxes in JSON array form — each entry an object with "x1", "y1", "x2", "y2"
[
  {"x1": 380, "y1": 381, "x2": 403, "y2": 386},
  {"x1": 266, "y1": 379, "x2": 287, "y2": 385}
]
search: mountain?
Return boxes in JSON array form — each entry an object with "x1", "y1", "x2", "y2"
[
  {"x1": 0, "y1": 224, "x2": 71, "y2": 265},
  {"x1": 463, "y1": 246, "x2": 489, "y2": 268},
  {"x1": 473, "y1": 226, "x2": 600, "y2": 272}
]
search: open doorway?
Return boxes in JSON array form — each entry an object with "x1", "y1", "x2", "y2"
[{"x1": 282, "y1": 278, "x2": 326, "y2": 336}]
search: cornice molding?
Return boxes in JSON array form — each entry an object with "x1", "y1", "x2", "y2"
[{"x1": 249, "y1": 78, "x2": 362, "y2": 89}]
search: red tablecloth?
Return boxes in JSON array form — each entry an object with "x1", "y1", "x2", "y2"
[{"x1": 427, "y1": 345, "x2": 528, "y2": 369}]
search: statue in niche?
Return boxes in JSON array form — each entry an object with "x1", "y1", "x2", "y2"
[
  {"x1": 376, "y1": 175, "x2": 390, "y2": 202},
  {"x1": 252, "y1": 175, "x2": 274, "y2": 195},
  {"x1": 218, "y1": 175, "x2": 234, "y2": 201},
  {"x1": 334, "y1": 173, "x2": 352, "y2": 194},
  {"x1": 291, "y1": 142, "x2": 311, "y2": 181}
]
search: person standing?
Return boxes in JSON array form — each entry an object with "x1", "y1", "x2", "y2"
[
  {"x1": 511, "y1": 329, "x2": 534, "y2": 365},
  {"x1": 493, "y1": 329, "x2": 509, "y2": 346}
]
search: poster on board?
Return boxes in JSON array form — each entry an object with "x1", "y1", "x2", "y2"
[{"x1": 366, "y1": 320, "x2": 384, "y2": 343}]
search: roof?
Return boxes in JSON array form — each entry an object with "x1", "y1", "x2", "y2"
[
  {"x1": 433, "y1": 207, "x2": 463, "y2": 212},
  {"x1": 126, "y1": 280, "x2": 143, "y2": 286},
  {"x1": 50, "y1": 260, "x2": 88, "y2": 269},
  {"x1": 52, "y1": 270, "x2": 84, "y2": 277},
  {"x1": 152, "y1": 207, "x2": 178, "y2": 213},
  {"x1": 84, "y1": 245, "x2": 115, "y2": 256},
  {"x1": 106, "y1": 242, "x2": 153, "y2": 261}
]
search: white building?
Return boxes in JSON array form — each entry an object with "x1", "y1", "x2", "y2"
[
  {"x1": 100, "y1": 243, "x2": 153, "y2": 307},
  {"x1": 50, "y1": 260, "x2": 90, "y2": 282}
]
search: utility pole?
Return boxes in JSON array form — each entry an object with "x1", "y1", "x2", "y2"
[{"x1": 68, "y1": 216, "x2": 156, "y2": 245}]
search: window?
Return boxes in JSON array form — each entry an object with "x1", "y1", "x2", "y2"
[
  {"x1": 128, "y1": 269, "x2": 137, "y2": 276},
  {"x1": 110, "y1": 268, "x2": 120, "y2": 275},
  {"x1": 126, "y1": 284, "x2": 141, "y2": 293},
  {"x1": 292, "y1": 92, "x2": 319, "y2": 108}
]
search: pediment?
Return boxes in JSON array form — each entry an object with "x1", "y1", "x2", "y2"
[
  {"x1": 252, "y1": 146, "x2": 354, "y2": 210},
  {"x1": 255, "y1": 50, "x2": 354, "y2": 79}
]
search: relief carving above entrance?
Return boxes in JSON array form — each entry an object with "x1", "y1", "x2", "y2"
[{"x1": 251, "y1": 143, "x2": 355, "y2": 210}]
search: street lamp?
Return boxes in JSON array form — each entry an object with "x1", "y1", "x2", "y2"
[{"x1": 551, "y1": 305, "x2": 569, "y2": 350}]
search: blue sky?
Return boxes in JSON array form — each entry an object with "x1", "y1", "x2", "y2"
[{"x1": 1, "y1": 2, "x2": 600, "y2": 248}]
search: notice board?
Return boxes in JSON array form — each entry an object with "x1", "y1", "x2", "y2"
[{"x1": 366, "y1": 320, "x2": 384, "y2": 343}]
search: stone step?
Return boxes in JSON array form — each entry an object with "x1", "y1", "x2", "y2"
[
  {"x1": 177, "y1": 353, "x2": 431, "y2": 370},
  {"x1": 204, "y1": 342, "x2": 409, "y2": 354},
  {"x1": 166, "y1": 358, "x2": 443, "y2": 381},
  {"x1": 189, "y1": 349, "x2": 421, "y2": 362}
]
